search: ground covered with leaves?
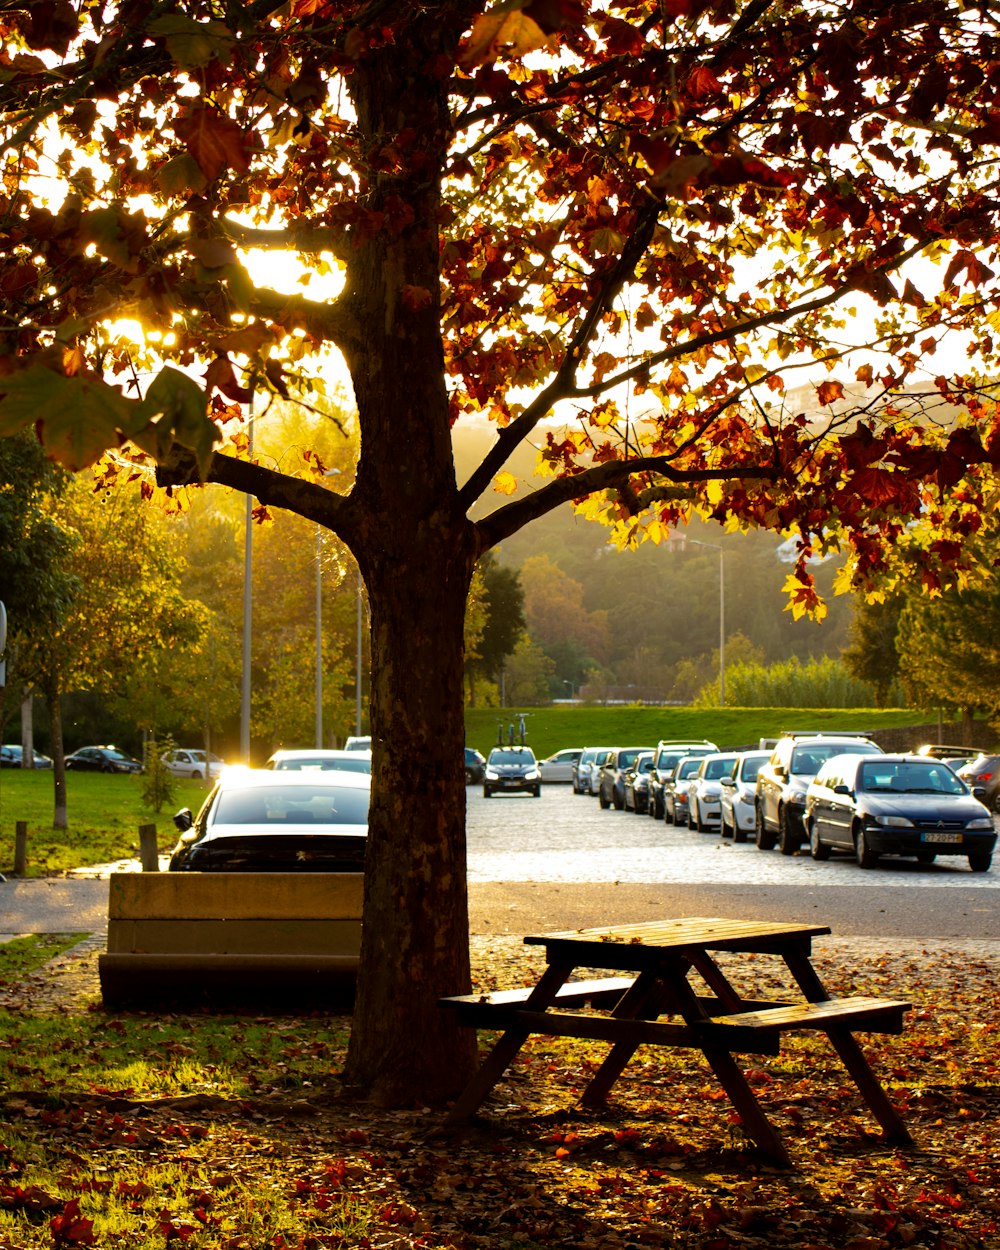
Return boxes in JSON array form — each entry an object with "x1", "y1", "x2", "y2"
[{"x1": 1, "y1": 935, "x2": 998, "y2": 1249}]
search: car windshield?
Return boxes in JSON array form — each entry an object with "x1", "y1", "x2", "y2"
[
  {"x1": 275, "y1": 756, "x2": 371, "y2": 773},
  {"x1": 703, "y1": 757, "x2": 737, "y2": 780},
  {"x1": 489, "y1": 749, "x2": 535, "y2": 765},
  {"x1": 677, "y1": 759, "x2": 701, "y2": 779},
  {"x1": 214, "y1": 784, "x2": 370, "y2": 825},
  {"x1": 741, "y1": 756, "x2": 767, "y2": 782},
  {"x1": 105, "y1": 749, "x2": 132, "y2": 761},
  {"x1": 791, "y1": 742, "x2": 876, "y2": 774},
  {"x1": 859, "y1": 762, "x2": 967, "y2": 795}
]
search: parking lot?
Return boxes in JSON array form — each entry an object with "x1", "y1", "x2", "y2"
[{"x1": 466, "y1": 783, "x2": 1000, "y2": 888}]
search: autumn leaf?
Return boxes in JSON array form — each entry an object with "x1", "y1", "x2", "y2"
[
  {"x1": 686, "y1": 66, "x2": 722, "y2": 100},
  {"x1": 815, "y1": 379, "x2": 845, "y2": 406},
  {"x1": 173, "y1": 104, "x2": 251, "y2": 180},
  {"x1": 148, "y1": 15, "x2": 233, "y2": 70},
  {"x1": 460, "y1": 5, "x2": 554, "y2": 69},
  {"x1": 493, "y1": 470, "x2": 519, "y2": 494},
  {"x1": 0, "y1": 363, "x2": 133, "y2": 471},
  {"x1": 49, "y1": 1199, "x2": 97, "y2": 1246}
]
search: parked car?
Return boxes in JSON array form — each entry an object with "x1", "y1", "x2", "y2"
[
  {"x1": 161, "y1": 748, "x2": 225, "y2": 780},
  {"x1": 914, "y1": 744, "x2": 981, "y2": 765},
  {"x1": 804, "y1": 753, "x2": 996, "y2": 872},
  {"x1": 686, "y1": 752, "x2": 740, "y2": 831},
  {"x1": 0, "y1": 744, "x2": 53, "y2": 769},
  {"x1": 597, "y1": 746, "x2": 653, "y2": 811},
  {"x1": 647, "y1": 740, "x2": 718, "y2": 819},
  {"x1": 538, "y1": 748, "x2": 583, "y2": 783},
  {"x1": 574, "y1": 746, "x2": 611, "y2": 795},
  {"x1": 465, "y1": 747, "x2": 486, "y2": 784},
  {"x1": 663, "y1": 755, "x2": 705, "y2": 826},
  {"x1": 483, "y1": 745, "x2": 541, "y2": 797},
  {"x1": 169, "y1": 768, "x2": 370, "y2": 872},
  {"x1": 719, "y1": 749, "x2": 771, "y2": 842},
  {"x1": 754, "y1": 732, "x2": 883, "y2": 855},
  {"x1": 65, "y1": 745, "x2": 142, "y2": 774},
  {"x1": 623, "y1": 750, "x2": 655, "y2": 813},
  {"x1": 344, "y1": 736, "x2": 371, "y2": 751},
  {"x1": 267, "y1": 748, "x2": 372, "y2": 774},
  {"x1": 956, "y1": 754, "x2": 1000, "y2": 813}
]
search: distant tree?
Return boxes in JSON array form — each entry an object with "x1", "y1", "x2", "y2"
[
  {"x1": 19, "y1": 479, "x2": 205, "y2": 827},
  {"x1": 504, "y1": 636, "x2": 556, "y2": 707},
  {"x1": 466, "y1": 554, "x2": 525, "y2": 703},
  {"x1": 842, "y1": 596, "x2": 906, "y2": 708},
  {"x1": 896, "y1": 583, "x2": 1000, "y2": 734},
  {"x1": 0, "y1": 434, "x2": 75, "y2": 741},
  {"x1": 520, "y1": 555, "x2": 612, "y2": 680}
]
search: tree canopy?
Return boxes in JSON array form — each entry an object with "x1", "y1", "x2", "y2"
[{"x1": 3, "y1": 0, "x2": 1000, "y2": 1104}]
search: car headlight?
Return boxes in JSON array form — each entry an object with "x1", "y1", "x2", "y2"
[
  {"x1": 878, "y1": 815, "x2": 914, "y2": 828},
  {"x1": 526, "y1": 769, "x2": 540, "y2": 780},
  {"x1": 967, "y1": 817, "x2": 995, "y2": 831},
  {"x1": 786, "y1": 791, "x2": 807, "y2": 806},
  {"x1": 485, "y1": 769, "x2": 498, "y2": 780}
]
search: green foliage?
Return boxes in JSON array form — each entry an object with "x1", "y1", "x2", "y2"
[
  {"x1": 0, "y1": 934, "x2": 84, "y2": 979},
  {"x1": 139, "y1": 736, "x2": 176, "y2": 814},
  {"x1": 693, "y1": 655, "x2": 900, "y2": 709},
  {"x1": 465, "y1": 705, "x2": 921, "y2": 758}
]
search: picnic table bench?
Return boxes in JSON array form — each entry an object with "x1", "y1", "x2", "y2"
[
  {"x1": 98, "y1": 872, "x2": 362, "y2": 1009},
  {"x1": 440, "y1": 916, "x2": 913, "y2": 1167}
]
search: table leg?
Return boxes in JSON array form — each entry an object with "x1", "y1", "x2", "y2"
[
  {"x1": 782, "y1": 950, "x2": 913, "y2": 1145},
  {"x1": 699, "y1": 1046, "x2": 792, "y2": 1167},
  {"x1": 579, "y1": 970, "x2": 671, "y2": 1106},
  {"x1": 445, "y1": 962, "x2": 574, "y2": 1123}
]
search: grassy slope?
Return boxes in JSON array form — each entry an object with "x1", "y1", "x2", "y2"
[{"x1": 465, "y1": 706, "x2": 929, "y2": 758}]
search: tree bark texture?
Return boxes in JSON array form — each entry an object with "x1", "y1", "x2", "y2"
[{"x1": 341, "y1": 25, "x2": 482, "y2": 1103}]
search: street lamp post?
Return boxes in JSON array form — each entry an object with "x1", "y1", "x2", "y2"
[{"x1": 315, "y1": 525, "x2": 323, "y2": 748}]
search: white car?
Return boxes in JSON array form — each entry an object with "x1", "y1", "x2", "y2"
[
  {"x1": 538, "y1": 748, "x2": 583, "y2": 783},
  {"x1": 267, "y1": 748, "x2": 371, "y2": 773},
  {"x1": 574, "y1": 746, "x2": 612, "y2": 795},
  {"x1": 686, "y1": 752, "x2": 739, "y2": 831},
  {"x1": 161, "y1": 748, "x2": 225, "y2": 780},
  {"x1": 719, "y1": 750, "x2": 771, "y2": 842}
]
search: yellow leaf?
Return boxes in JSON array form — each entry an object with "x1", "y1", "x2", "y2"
[{"x1": 493, "y1": 471, "x2": 518, "y2": 495}]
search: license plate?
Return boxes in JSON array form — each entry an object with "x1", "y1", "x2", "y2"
[
  {"x1": 502, "y1": 779, "x2": 519, "y2": 787},
  {"x1": 921, "y1": 831, "x2": 962, "y2": 844}
]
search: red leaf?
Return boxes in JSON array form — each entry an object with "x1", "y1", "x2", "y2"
[
  {"x1": 49, "y1": 1200, "x2": 97, "y2": 1246},
  {"x1": 815, "y1": 379, "x2": 845, "y2": 406},
  {"x1": 686, "y1": 66, "x2": 722, "y2": 101},
  {"x1": 174, "y1": 105, "x2": 251, "y2": 180}
]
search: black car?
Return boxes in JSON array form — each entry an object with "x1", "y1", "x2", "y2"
[
  {"x1": 0, "y1": 744, "x2": 53, "y2": 769},
  {"x1": 169, "y1": 769, "x2": 370, "y2": 871},
  {"x1": 65, "y1": 745, "x2": 142, "y2": 774},
  {"x1": 482, "y1": 746, "x2": 541, "y2": 797},
  {"x1": 597, "y1": 746, "x2": 653, "y2": 811},
  {"x1": 465, "y1": 747, "x2": 486, "y2": 784},
  {"x1": 623, "y1": 751, "x2": 654, "y2": 813},
  {"x1": 804, "y1": 753, "x2": 996, "y2": 872},
  {"x1": 754, "y1": 732, "x2": 883, "y2": 855}
]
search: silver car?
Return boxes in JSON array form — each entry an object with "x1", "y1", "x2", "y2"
[{"x1": 719, "y1": 750, "x2": 770, "y2": 842}]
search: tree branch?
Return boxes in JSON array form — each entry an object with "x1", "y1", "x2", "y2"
[{"x1": 474, "y1": 454, "x2": 777, "y2": 548}]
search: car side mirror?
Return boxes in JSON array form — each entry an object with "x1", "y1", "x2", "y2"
[
  {"x1": 173, "y1": 808, "x2": 194, "y2": 832},
  {"x1": 832, "y1": 784, "x2": 851, "y2": 795},
  {"x1": 774, "y1": 764, "x2": 787, "y2": 778}
]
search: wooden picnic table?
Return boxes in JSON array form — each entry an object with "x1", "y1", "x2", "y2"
[{"x1": 440, "y1": 917, "x2": 913, "y2": 1166}]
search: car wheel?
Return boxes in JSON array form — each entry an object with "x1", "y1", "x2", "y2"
[
  {"x1": 720, "y1": 813, "x2": 732, "y2": 838},
  {"x1": 533, "y1": 786, "x2": 541, "y2": 798},
  {"x1": 101, "y1": 762, "x2": 114, "y2": 774},
  {"x1": 992, "y1": 793, "x2": 1000, "y2": 815},
  {"x1": 599, "y1": 788, "x2": 610, "y2": 810},
  {"x1": 855, "y1": 825, "x2": 879, "y2": 869},
  {"x1": 465, "y1": 768, "x2": 474, "y2": 784},
  {"x1": 968, "y1": 850, "x2": 992, "y2": 872},
  {"x1": 808, "y1": 820, "x2": 830, "y2": 861},
  {"x1": 733, "y1": 822, "x2": 748, "y2": 844},
  {"x1": 613, "y1": 792, "x2": 625, "y2": 811},
  {"x1": 777, "y1": 807, "x2": 801, "y2": 856},
  {"x1": 755, "y1": 804, "x2": 776, "y2": 851},
  {"x1": 191, "y1": 769, "x2": 203, "y2": 781},
  {"x1": 650, "y1": 795, "x2": 662, "y2": 820},
  {"x1": 483, "y1": 787, "x2": 492, "y2": 799}
]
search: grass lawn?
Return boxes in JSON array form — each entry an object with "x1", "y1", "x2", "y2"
[{"x1": 0, "y1": 771, "x2": 212, "y2": 877}]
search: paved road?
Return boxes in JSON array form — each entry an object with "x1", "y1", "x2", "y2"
[{"x1": 1, "y1": 785, "x2": 997, "y2": 942}]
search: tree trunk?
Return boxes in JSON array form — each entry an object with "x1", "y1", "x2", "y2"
[
  {"x1": 344, "y1": 546, "x2": 479, "y2": 1103},
  {"x1": 47, "y1": 687, "x2": 67, "y2": 830}
]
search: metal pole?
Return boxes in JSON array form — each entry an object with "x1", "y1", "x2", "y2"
[
  {"x1": 240, "y1": 397, "x2": 254, "y2": 762},
  {"x1": 719, "y1": 548, "x2": 725, "y2": 708},
  {"x1": 315, "y1": 525, "x2": 323, "y2": 748},
  {"x1": 355, "y1": 572, "x2": 363, "y2": 736}
]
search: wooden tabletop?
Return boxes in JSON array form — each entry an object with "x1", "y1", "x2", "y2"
[{"x1": 523, "y1": 917, "x2": 832, "y2": 967}]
